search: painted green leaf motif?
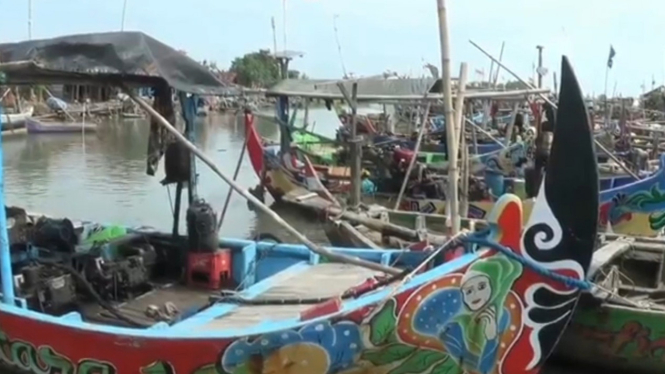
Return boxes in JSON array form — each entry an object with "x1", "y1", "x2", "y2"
[
  {"x1": 78, "y1": 359, "x2": 116, "y2": 374},
  {"x1": 36, "y1": 347, "x2": 74, "y2": 374},
  {"x1": 625, "y1": 186, "x2": 665, "y2": 208},
  {"x1": 430, "y1": 357, "x2": 460, "y2": 374},
  {"x1": 193, "y1": 363, "x2": 224, "y2": 374},
  {"x1": 369, "y1": 299, "x2": 397, "y2": 345},
  {"x1": 649, "y1": 211, "x2": 665, "y2": 231},
  {"x1": 360, "y1": 343, "x2": 416, "y2": 366},
  {"x1": 388, "y1": 350, "x2": 447, "y2": 374},
  {"x1": 140, "y1": 361, "x2": 175, "y2": 374}
]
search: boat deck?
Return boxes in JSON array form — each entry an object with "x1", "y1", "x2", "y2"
[
  {"x1": 83, "y1": 284, "x2": 212, "y2": 327},
  {"x1": 283, "y1": 186, "x2": 338, "y2": 211},
  {"x1": 191, "y1": 262, "x2": 380, "y2": 330}
]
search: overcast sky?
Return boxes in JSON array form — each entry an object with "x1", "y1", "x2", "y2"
[{"x1": 1, "y1": 0, "x2": 663, "y2": 95}]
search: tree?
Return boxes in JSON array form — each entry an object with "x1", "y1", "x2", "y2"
[
  {"x1": 288, "y1": 70, "x2": 300, "y2": 79},
  {"x1": 229, "y1": 49, "x2": 281, "y2": 88},
  {"x1": 498, "y1": 80, "x2": 529, "y2": 90}
]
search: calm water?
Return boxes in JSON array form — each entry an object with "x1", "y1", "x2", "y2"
[
  {"x1": 2, "y1": 110, "x2": 343, "y2": 242},
  {"x1": 0, "y1": 109, "x2": 613, "y2": 373}
]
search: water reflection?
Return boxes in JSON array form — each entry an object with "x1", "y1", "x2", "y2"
[{"x1": 2, "y1": 112, "x2": 320, "y2": 240}]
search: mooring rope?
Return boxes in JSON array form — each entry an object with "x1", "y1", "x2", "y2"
[{"x1": 469, "y1": 237, "x2": 592, "y2": 290}]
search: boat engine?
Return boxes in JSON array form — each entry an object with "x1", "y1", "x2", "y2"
[
  {"x1": 83, "y1": 244, "x2": 156, "y2": 302},
  {"x1": 16, "y1": 264, "x2": 77, "y2": 315}
]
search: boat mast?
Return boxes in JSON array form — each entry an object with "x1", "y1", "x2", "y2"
[
  {"x1": 271, "y1": 17, "x2": 278, "y2": 55},
  {"x1": 282, "y1": 0, "x2": 287, "y2": 52},
  {"x1": 121, "y1": 0, "x2": 128, "y2": 31},
  {"x1": 436, "y1": 0, "x2": 460, "y2": 234},
  {"x1": 333, "y1": 15, "x2": 348, "y2": 78},
  {"x1": 27, "y1": 0, "x2": 32, "y2": 40}
]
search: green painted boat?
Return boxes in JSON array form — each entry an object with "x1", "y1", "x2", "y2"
[
  {"x1": 554, "y1": 235, "x2": 665, "y2": 374},
  {"x1": 291, "y1": 128, "x2": 451, "y2": 167}
]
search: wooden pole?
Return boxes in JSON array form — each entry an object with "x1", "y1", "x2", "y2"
[
  {"x1": 504, "y1": 102, "x2": 519, "y2": 146},
  {"x1": 394, "y1": 100, "x2": 432, "y2": 210},
  {"x1": 337, "y1": 82, "x2": 361, "y2": 208},
  {"x1": 469, "y1": 39, "x2": 640, "y2": 181},
  {"x1": 437, "y1": 0, "x2": 460, "y2": 234},
  {"x1": 217, "y1": 115, "x2": 251, "y2": 231},
  {"x1": 493, "y1": 42, "x2": 505, "y2": 89},
  {"x1": 454, "y1": 64, "x2": 469, "y2": 218},
  {"x1": 453, "y1": 64, "x2": 469, "y2": 150},
  {"x1": 127, "y1": 90, "x2": 401, "y2": 275}
]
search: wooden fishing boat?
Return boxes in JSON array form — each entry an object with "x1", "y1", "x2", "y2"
[
  {"x1": 551, "y1": 234, "x2": 665, "y2": 373},
  {"x1": 121, "y1": 111, "x2": 143, "y2": 119},
  {"x1": 0, "y1": 36, "x2": 597, "y2": 374},
  {"x1": 1, "y1": 105, "x2": 33, "y2": 131},
  {"x1": 26, "y1": 117, "x2": 97, "y2": 134}
]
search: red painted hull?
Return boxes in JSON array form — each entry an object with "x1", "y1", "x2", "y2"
[{"x1": 0, "y1": 311, "x2": 228, "y2": 373}]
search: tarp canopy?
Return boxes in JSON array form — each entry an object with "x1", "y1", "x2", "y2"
[
  {"x1": 0, "y1": 31, "x2": 237, "y2": 95},
  {"x1": 266, "y1": 77, "x2": 551, "y2": 102},
  {"x1": 267, "y1": 78, "x2": 441, "y2": 101}
]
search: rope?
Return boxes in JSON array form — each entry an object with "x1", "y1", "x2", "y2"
[
  {"x1": 376, "y1": 231, "x2": 469, "y2": 308},
  {"x1": 468, "y1": 237, "x2": 592, "y2": 290}
]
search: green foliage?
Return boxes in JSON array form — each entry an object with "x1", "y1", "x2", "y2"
[
  {"x1": 496, "y1": 80, "x2": 529, "y2": 90},
  {"x1": 230, "y1": 49, "x2": 281, "y2": 88},
  {"x1": 288, "y1": 70, "x2": 300, "y2": 79}
]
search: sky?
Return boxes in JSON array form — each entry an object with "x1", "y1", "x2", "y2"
[{"x1": 0, "y1": 0, "x2": 663, "y2": 96}]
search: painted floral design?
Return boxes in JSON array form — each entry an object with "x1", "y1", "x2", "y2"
[{"x1": 221, "y1": 321, "x2": 363, "y2": 374}]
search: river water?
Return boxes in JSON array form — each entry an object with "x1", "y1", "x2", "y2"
[
  {"x1": 0, "y1": 109, "x2": 615, "y2": 373},
  {"x1": 2, "y1": 110, "x2": 340, "y2": 242}
]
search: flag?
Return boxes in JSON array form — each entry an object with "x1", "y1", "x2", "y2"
[{"x1": 607, "y1": 45, "x2": 616, "y2": 69}]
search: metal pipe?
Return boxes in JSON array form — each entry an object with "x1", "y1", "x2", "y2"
[
  {"x1": 0, "y1": 105, "x2": 15, "y2": 305},
  {"x1": 125, "y1": 89, "x2": 402, "y2": 275},
  {"x1": 469, "y1": 39, "x2": 640, "y2": 181}
]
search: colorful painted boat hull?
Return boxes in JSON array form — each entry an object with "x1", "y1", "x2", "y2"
[
  {"x1": 0, "y1": 191, "x2": 591, "y2": 374},
  {"x1": 554, "y1": 302, "x2": 662, "y2": 374}
]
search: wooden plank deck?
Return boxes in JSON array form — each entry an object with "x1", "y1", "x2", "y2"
[{"x1": 196, "y1": 263, "x2": 380, "y2": 330}]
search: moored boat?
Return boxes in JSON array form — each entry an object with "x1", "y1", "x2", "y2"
[
  {"x1": 0, "y1": 33, "x2": 598, "y2": 374},
  {"x1": 1, "y1": 105, "x2": 33, "y2": 131},
  {"x1": 26, "y1": 117, "x2": 97, "y2": 134}
]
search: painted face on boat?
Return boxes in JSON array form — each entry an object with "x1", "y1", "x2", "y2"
[{"x1": 461, "y1": 274, "x2": 492, "y2": 311}]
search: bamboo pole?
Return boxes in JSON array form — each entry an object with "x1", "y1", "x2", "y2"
[
  {"x1": 453, "y1": 64, "x2": 469, "y2": 150},
  {"x1": 460, "y1": 132, "x2": 470, "y2": 217},
  {"x1": 493, "y1": 42, "x2": 505, "y2": 89},
  {"x1": 394, "y1": 100, "x2": 432, "y2": 210},
  {"x1": 469, "y1": 39, "x2": 640, "y2": 181},
  {"x1": 454, "y1": 64, "x2": 469, "y2": 218},
  {"x1": 126, "y1": 90, "x2": 401, "y2": 276},
  {"x1": 437, "y1": 0, "x2": 460, "y2": 234},
  {"x1": 504, "y1": 102, "x2": 519, "y2": 146},
  {"x1": 217, "y1": 113, "x2": 251, "y2": 231}
]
